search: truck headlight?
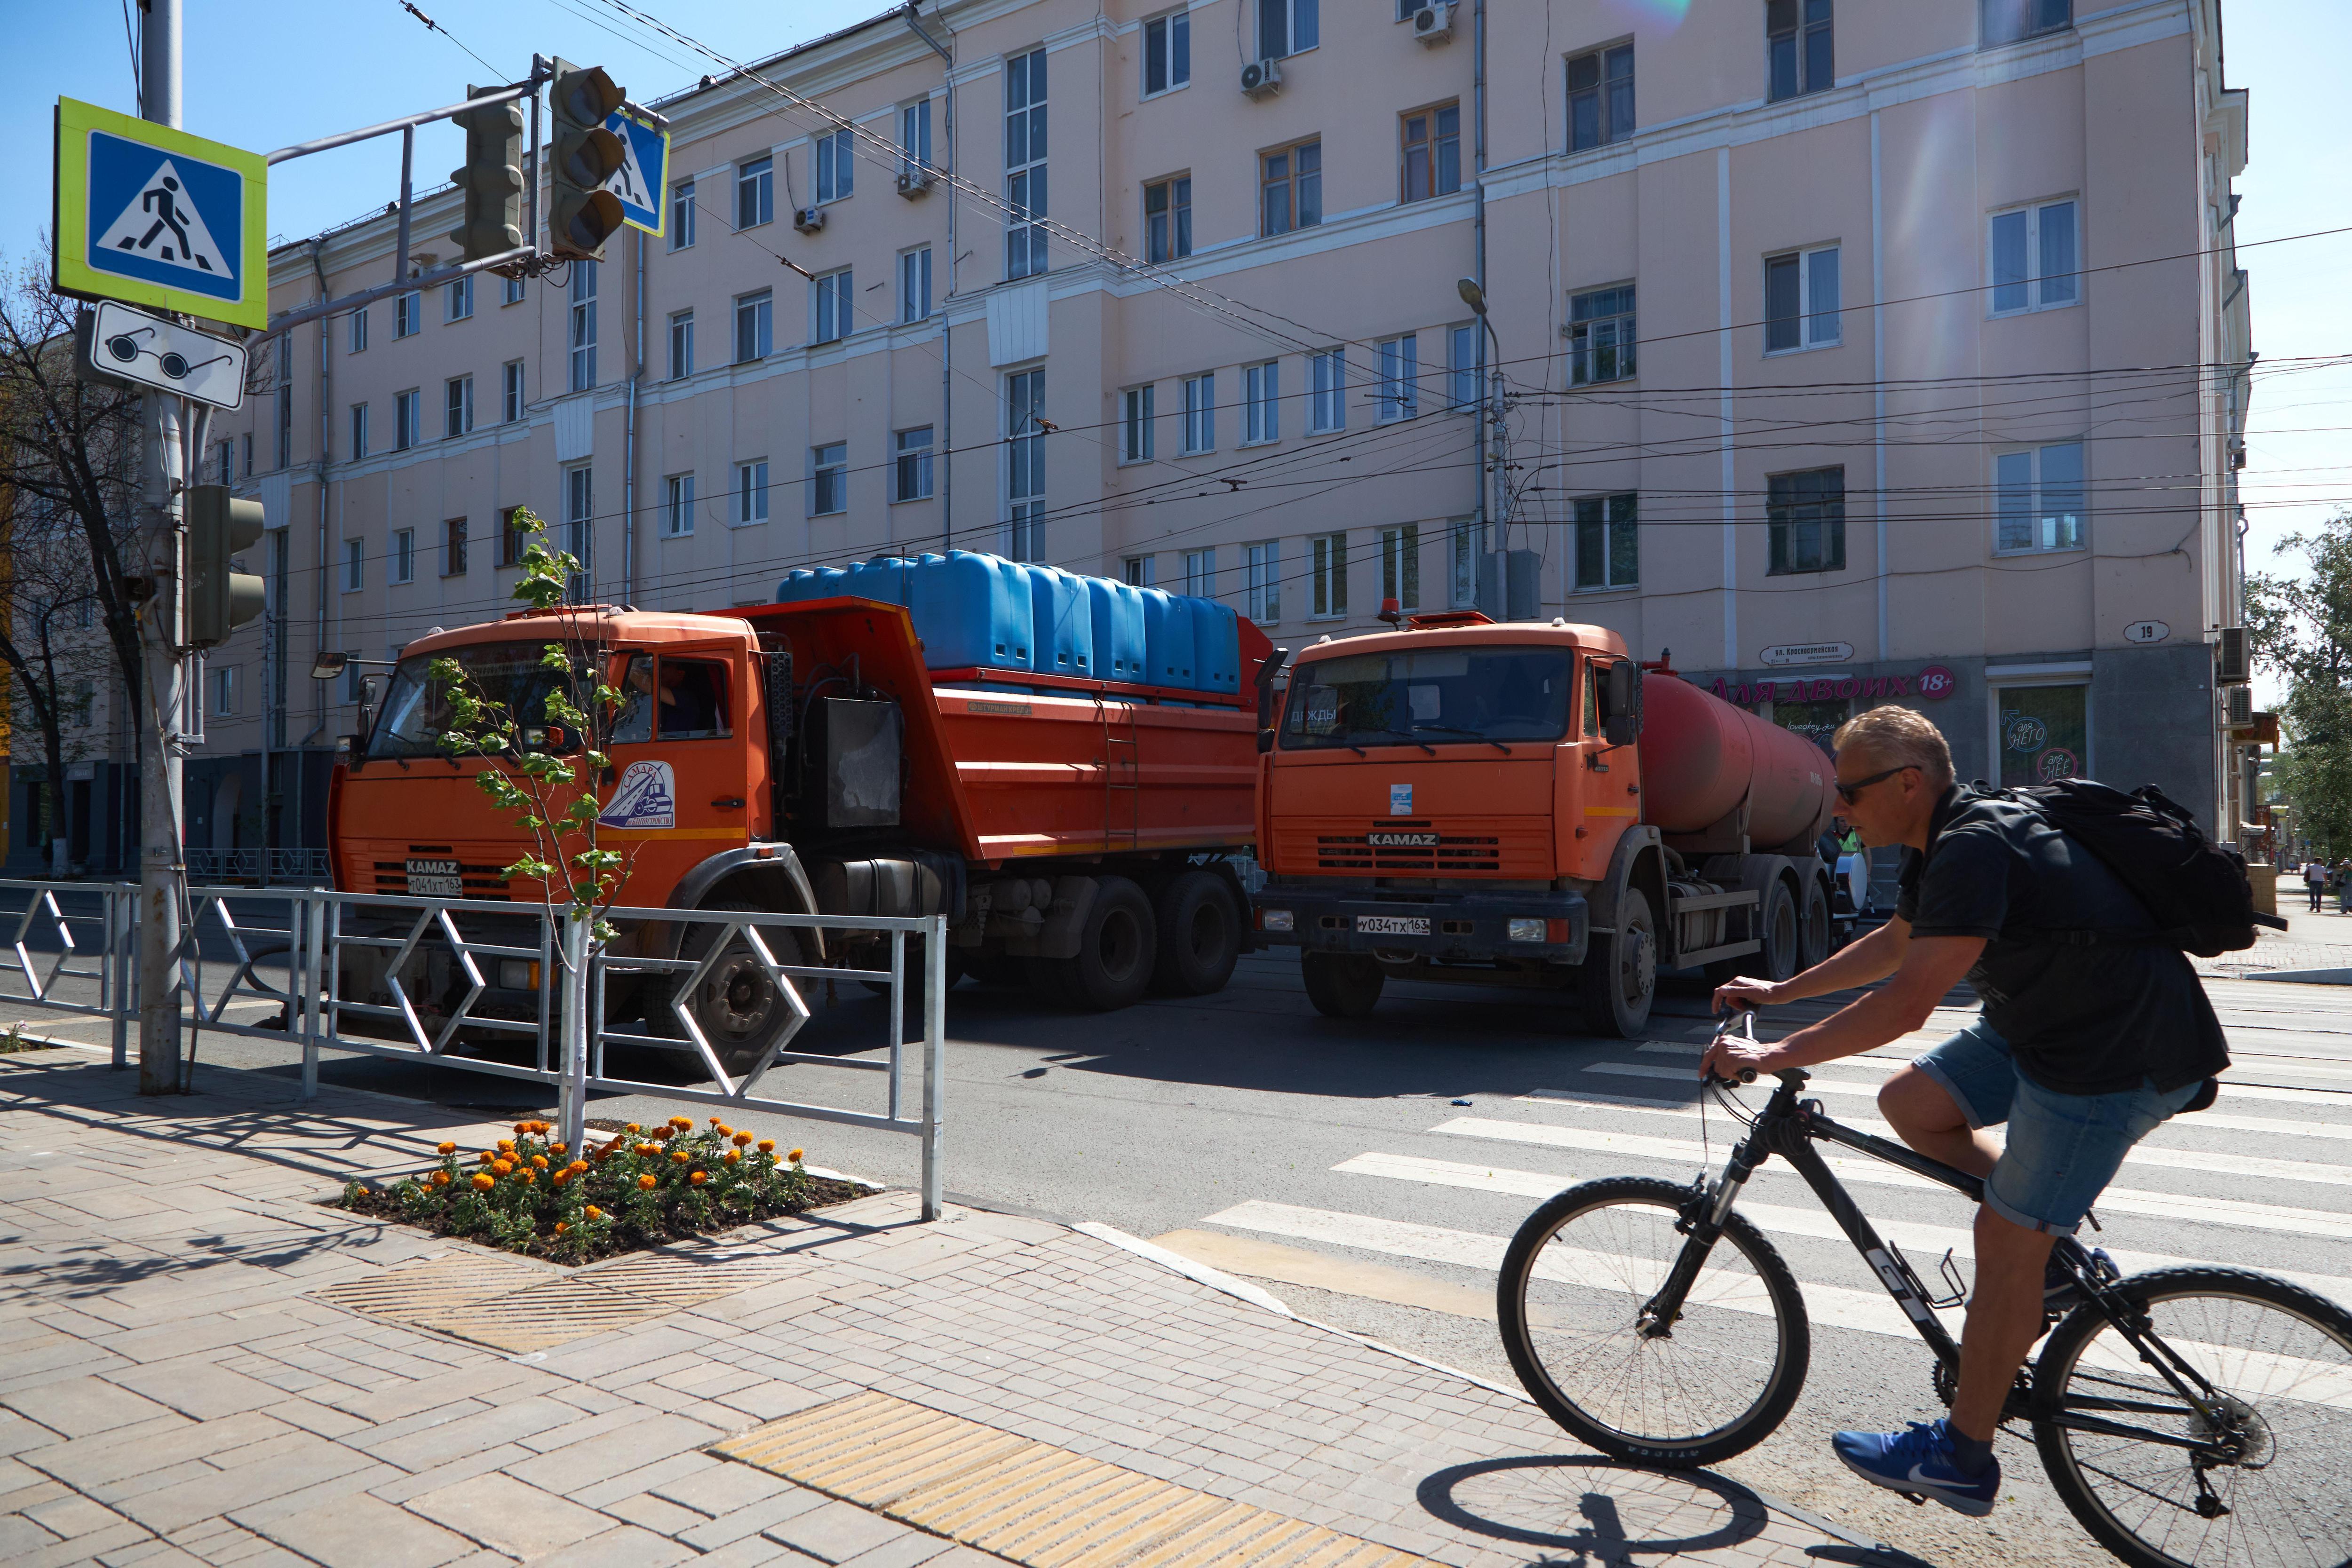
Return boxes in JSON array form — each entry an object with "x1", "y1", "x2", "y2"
[
  {"x1": 498, "y1": 959, "x2": 541, "y2": 990},
  {"x1": 1260, "y1": 908, "x2": 1294, "y2": 932},
  {"x1": 1507, "y1": 918, "x2": 1547, "y2": 943}
]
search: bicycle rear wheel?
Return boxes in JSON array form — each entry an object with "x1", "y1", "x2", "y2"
[
  {"x1": 1497, "y1": 1176, "x2": 1811, "y2": 1467},
  {"x1": 2032, "y1": 1266, "x2": 2352, "y2": 1568}
]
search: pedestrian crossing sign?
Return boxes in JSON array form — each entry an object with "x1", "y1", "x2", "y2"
[
  {"x1": 52, "y1": 97, "x2": 269, "y2": 330},
  {"x1": 603, "y1": 108, "x2": 668, "y2": 238}
]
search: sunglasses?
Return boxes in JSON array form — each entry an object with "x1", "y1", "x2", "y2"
[{"x1": 1834, "y1": 765, "x2": 1915, "y2": 805}]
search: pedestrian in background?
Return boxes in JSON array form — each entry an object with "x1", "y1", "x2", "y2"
[
  {"x1": 2336, "y1": 860, "x2": 2352, "y2": 915},
  {"x1": 2308, "y1": 858, "x2": 2328, "y2": 912}
]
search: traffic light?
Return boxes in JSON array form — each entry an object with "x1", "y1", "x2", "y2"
[
  {"x1": 449, "y1": 87, "x2": 525, "y2": 263},
  {"x1": 185, "y1": 485, "x2": 266, "y2": 650},
  {"x1": 548, "y1": 58, "x2": 625, "y2": 260}
]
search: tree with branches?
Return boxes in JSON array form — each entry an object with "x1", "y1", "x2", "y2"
[
  {"x1": 2246, "y1": 515, "x2": 2352, "y2": 858},
  {"x1": 0, "y1": 488, "x2": 119, "y2": 864}
]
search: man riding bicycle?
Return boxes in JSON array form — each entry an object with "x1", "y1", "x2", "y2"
[{"x1": 1698, "y1": 705, "x2": 2229, "y2": 1517}]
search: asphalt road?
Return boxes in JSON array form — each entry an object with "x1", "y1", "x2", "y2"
[{"x1": 8, "y1": 915, "x2": 2350, "y2": 1568}]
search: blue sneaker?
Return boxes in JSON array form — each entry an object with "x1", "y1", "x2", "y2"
[{"x1": 1830, "y1": 1419, "x2": 1999, "y2": 1517}]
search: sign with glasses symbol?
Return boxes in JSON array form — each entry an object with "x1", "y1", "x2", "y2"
[{"x1": 79, "y1": 300, "x2": 245, "y2": 410}]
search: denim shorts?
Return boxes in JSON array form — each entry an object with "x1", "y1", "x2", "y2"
[{"x1": 1911, "y1": 1019, "x2": 2202, "y2": 1235}]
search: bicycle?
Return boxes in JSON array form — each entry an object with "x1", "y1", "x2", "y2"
[{"x1": 1495, "y1": 1008, "x2": 2352, "y2": 1567}]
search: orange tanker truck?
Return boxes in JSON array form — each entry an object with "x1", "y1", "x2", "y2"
[
  {"x1": 1250, "y1": 611, "x2": 1841, "y2": 1037},
  {"x1": 327, "y1": 552, "x2": 1272, "y2": 1069}
]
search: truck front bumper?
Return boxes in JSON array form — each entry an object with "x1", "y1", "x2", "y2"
[{"x1": 1251, "y1": 885, "x2": 1591, "y2": 966}]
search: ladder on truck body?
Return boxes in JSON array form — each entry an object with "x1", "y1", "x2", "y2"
[{"x1": 1100, "y1": 697, "x2": 1140, "y2": 854}]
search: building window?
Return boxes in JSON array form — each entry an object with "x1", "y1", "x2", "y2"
[
  {"x1": 1181, "y1": 372, "x2": 1216, "y2": 454},
  {"x1": 1006, "y1": 48, "x2": 1049, "y2": 281},
  {"x1": 736, "y1": 460, "x2": 769, "y2": 524},
  {"x1": 1246, "y1": 541, "x2": 1280, "y2": 622},
  {"x1": 568, "y1": 259, "x2": 597, "y2": 391},
  {"x1": 1310, "y1": 531, "x2": 1347, "y2": 618},
  {"x1": 1990, "y1": 199, "x2": 2079, "y2": 315},
  {"x1": 501, "y1": 359, "x2": 524, "y2": 422},
  {"x1": 347, "y1": 307, "x2": 367, "y2": 354},
  {"x1": 815, "y1": 128, "x2": 855, "y2": 203},
  {"x1": 812, "y1": 269, "x2": 851, "y2": 345},
  {"x1": 1184, "y1": 548, "x2": 1216, "y2": 598},
  {"x1": 738, "y1": 155, "x2": 773, "y2": 228},
  {"x1": 443, "y1": 516, "x2": 468, "y2": 577},
  {"x1": 1994, "y1": 441, "x2": 2085, "y2": 553},
  {"x1": 1380, "y1": 524, "x2": 1420, "y2": 611},
  {"x1": 1983, "y1": 0, "x2": 2070, "y2": 48},
  {"x1": 1568, "y1": 44, "x2": 1635, "y2": 150},
  {"x1": 1377, "y1": 336, "x2": 1418, "y2": 421},
  {"x1": 1007, "y1": 367, "x2": 1046, "y2": 560},
  {"x1": 899, "y1": 248, "x2": 932, "y2": 323},
  {"x1": 895, "y1": 427, "x2": 935, "y2": 502},
  {"x1": 342, "y1": 537, "x2": 364, "y2": 592},
  {"x1": 1261, "y1": 141, "x2": 1321, "y2": 237},
  {"x1": 1244, "y1": 361, "x2": 1279, "y2": 444},
  {"x1": 394, "y1": 389, "x2": 421, "y2": 451},
  {"x1": 669, "y1": 180, "x2": 696, "y2": 248},
  {"x1": 1258, "y1": 0, "x2": 1319, "y2": 60},
  {"x1": 1573, "y1": 493, "x2": 1639, "y2": 590},
  {"x1": 1144, "y1": 10, "x2": 1192, "y2": 95},
  {"x1": 1144, "y1": 176, "x2": 1192, "y2": 264},
  {"x1": 391, "y1": 528, "x2": 415, "y2": 585},
  {"x1": 1448, "y1": 323, "x2": 1482, "y2": 410},
  {"x1": 211, "y1": 665, "x2": 236, "y2": 717},
  {"x1": 274, "y1": 338, "x2": 292, "y2": 469},
  {"x1": 1310, "y1": 348, "x2": 1344, "y2": 432},
  {"x1": 1122, "y1": 385, "x2": 1155, "y2": 462},
  {"x1": 1400, "y1": 103, "x2": 1461, "y2": 203},
  {"x1": 669, "y1": 309, "x2": 695, "y2": 380},
  {"x1": 1764, "y1": 245, "x2": 1840, "y2": 352},
  {"x1": 901, "y1": 99, "x2": 933, "y2": 179},
  {"x1": 242, "y1": 432, "x2": 252, "y2": 475},
  {"x1": 503, "y1": 273, "x2": 526, "y2": 305},
  {"x1": 667, "y1": 474, "x2": 696, "y2": 536},
  {"x1": 349, "y1": 403, "x2": 369, "y2": 460},
  {"x1": 1767, "y1": 466, "x2": 1845, "y2": 574},
  {"x1": 564, "y1": 466, "x2": 593, "y2": 589},
  {"x1": 446, "y1": 275, "x2": 474, "y2": 322},
  {"x1": 1995, "y1": 681, "x2": 2088, "y2": 787},
  {"x1": 1768, "y1": 0, "x2": 1834, "y2": 101},
  {"x1": 809, "y1": 443, "x2": 847, "y2": 516},
  {"x1": 1124, "y1": 555, "x2": 1155, "y2": 587},
  {"x1": 1567, "y1": 285, "x2": 1637, "y2": 385},
  {"x1": 1450, "y1": 518, "x2": 1483, "y2": 607},
  {"x1": 500, "y1": 507, "x2": 529, "y2": 566},
  {"x1": 735, "y1": 288, "x2": 773, "y2": 362},
  {"x1": 394, "y1": 290, "x2": 421, "y2": 337},
  {"x1": 214, "y1": 439, "x2": 233, "y2": 486},
  {"x1": 443, "y1": 375, "x2": 473, "y2": 439}
]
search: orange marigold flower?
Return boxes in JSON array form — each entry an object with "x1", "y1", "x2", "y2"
[
  {"x1": 626, "y1": 1123, "x2": 642, "y2": 1133},
  {"x1": 690, "y1": 1171, "x2": 708, "y2": 1186},
  {"x1": 471, "y1": 1172, "x2": 495, "y2": 1190},
  {"x1": 757, "y1": 1139, "x2": 776, "y2": 1153},
  {"x1": 492, "y1": 1159, "x2": 515, "y2": 1176},
  {"x1": 548, "y1": 1142, "x2": 567, "y2": 1157},
  {"x1": 709, "y1": 1117, "x2": 726, "y2": 1128},
  {"x1": 635, "y1": 1142, "x2": 658, "y2": 1157},
  {"x1": 788, "y1": 1148, "x2": 804, "y2": 1163},
  {"x1": 436, "y1": 1141, "x2": 457, "y2": 1155},
  {"x1": 670, "y1": 1149, "x2": 691, "y2": 1164},
  {"x1": 732, "y1": 1131, "x2": 753, "y2": 1147},
  {"x1": 530, "y1": 1155, "x2": 549, "y2": 1170},
  {"x1": 552, "y1": 1171, "x2": 571, "y2": 1188},
  {"x1": 519, "y1": 1170, "x2": 536, "y2": 1185},
  {"x1": 584, "y1": 1205, "x2": 603, "y2": 1220},
  {"x1": 478, "y1": 1150, "x2": 497, "y2": 1164},
  {"x1": 498, "y1": 1139, "x2": 515, "y2": 1152},
  {"x1": 637, "y1": 1173, "x2": 658, "y2": 1189},
  {"x1": 513, "y1": 1123, "x2": 529, "y2": 1136},
  {"x1": 431, "y1": 1171, "x2": 451, "y2": 1188},
  {"x1": 555, "y1": 1220, "x2": 569, "y2": 1235},
  {"x1": 669, "y1": 1115, "x2": 692, "y2": 1129},
  {"x1": 723, "y1": 1149, "x2": 741, "y2": 1165}
]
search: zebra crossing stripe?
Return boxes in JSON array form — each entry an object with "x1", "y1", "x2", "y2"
[{"x1": 1584, "y1": 1058, "x2": 2352, "y2": 1113}]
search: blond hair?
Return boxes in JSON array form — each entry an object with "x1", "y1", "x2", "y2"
[{"x1": 1832, "y1": 705, "x2": 1954, "y2": 789}]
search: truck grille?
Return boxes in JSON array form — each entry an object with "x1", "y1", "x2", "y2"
[
  {"x1": 369, "y1": 846, "x2": 513, "y2": 901},
  {"x1": 1315, "y1": 822, "x2": 1501, "y2": 872},
  {"x1": 1271, "y1": 816, "x2": 1552, "y2": 877}
]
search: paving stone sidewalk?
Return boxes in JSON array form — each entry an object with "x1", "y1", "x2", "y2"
[{"x1": 0, "y1": 1045, "x2": 1915, "y2": 1568}]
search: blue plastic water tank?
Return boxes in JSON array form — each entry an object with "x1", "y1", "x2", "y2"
[
  {"x1": 916, "y1": 550, "x2": 1033, "y2": 672},
  {"x1": 1192, "y1": 598, "x2": 1241, "y2": 695},
  {"x1": 1027, "y1": 565, "x2": 1096, "y2": 676},
  {"x1": 1142, "y1": 589, "x2": 1197, "y2": 688},
  {"x1": 1085, "y1": 577, "x2": 1147, "y2": 682}
]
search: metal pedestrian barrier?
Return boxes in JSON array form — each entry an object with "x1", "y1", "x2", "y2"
[{"x1": 0, "y1": 880, "x2": 948, "y2": 1220}]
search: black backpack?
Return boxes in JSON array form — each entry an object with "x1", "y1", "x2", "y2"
[{"x1": 1990, "y1": 777, "x2": 2288, "y2": 957}]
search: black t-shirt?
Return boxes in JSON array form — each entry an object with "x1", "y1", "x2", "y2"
[{"x1": 1896, "y1": 786, "x2": 2228, "y2": 1096}]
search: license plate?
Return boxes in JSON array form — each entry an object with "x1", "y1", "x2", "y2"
[
  {"x1": 406, "y1": 859, "x2": 463, "y2": 898},
  {"x1": 1368, "y1": 832, "x2": 1438, "y2": 847},
  {"x1": 1356, "y1": 915, "x2": 1430, "y2": 936}
]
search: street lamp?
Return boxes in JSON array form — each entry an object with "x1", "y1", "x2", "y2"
[{"x1": 1455, "y1": 277, "x2": 1506, "y2": 605}]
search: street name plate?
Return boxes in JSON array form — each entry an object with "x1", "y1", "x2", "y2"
[{"x1": 1356, "y1": 915, "x2": 1429, "y2": 935}]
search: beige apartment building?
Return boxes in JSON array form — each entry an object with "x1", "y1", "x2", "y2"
[{"x1": 119, "y1": 0, "x2": 2251, "y2": 875}]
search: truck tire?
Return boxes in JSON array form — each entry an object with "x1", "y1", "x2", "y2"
[
  {"x1": 1759, "y1": 879, "x2": 1801, "y2": 983},
  {"x1": 1302, "y1": 952, "x2": 1384, "y2": 1018},
  {"x1": 1580, "y1": 887, "x2": 1656, "y2": 1038},
  {"x1": 1797, "y1": 876, "x2": 1832, "y2": 972},
  {"x1": 663, "y1": 902, "x2": 813, "y2": 1079},
  {"x1": 1153, "y1": 870, "x2": 1241, "y2": 996},
  {"x1": 1032, "y1": 876, "x2": 1157, "y2": 1011}
]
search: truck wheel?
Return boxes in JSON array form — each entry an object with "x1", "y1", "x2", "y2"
[
  {"x1": 1580, "y1": 887, "x2": 1656, "y2": 1038},
  {"x1": 1033, "y1": 876, "x2": 1157, "y2": 1011},
  {"x1": 669, "y1": 902, "x2": 812, "y2": 1079},
  {"x1": 1759, "y1": 879, "x2": 1801, "y2": 982},
  {"x1": 1153, "y1": 870, "x2": 1241, "y2": 996},
  {"x1": 1797, "y1": 877, "x2": 1832, "y2": 972},
  {"x1": 1302, "y1": 952, "x2": 1384, "y2": 1018}
]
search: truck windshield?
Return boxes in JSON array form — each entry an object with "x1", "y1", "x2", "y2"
[
  {"x1": 1280, "y1": 646, "x2": 1576, "y2": 750},
  {"x1": 366, "y1": 643, "x2": 579, "y2": 760}
]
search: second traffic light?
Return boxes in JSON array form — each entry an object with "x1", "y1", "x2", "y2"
[
  {"x1": 450, "y1": 87, "x2": 525, "y2": 264},
  {"x1": 185, "y1": 486, "x2": 266, "y2": 650},
  {"x1": 548, "y1": 58, "x2": 626, "y2": 261}
]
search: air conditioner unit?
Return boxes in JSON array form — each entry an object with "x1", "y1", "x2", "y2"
[
  {"x1": 2216, "y1": 626, "x2": 2250, "y2": 685},
  {"x1": 793, "y1": 206, "x2": 827, "y2": 234},
  {"x1": 2224, "y1": 685, "x2": 2254, "y2": 727},
  {"x1": 1240, "y1": 58, "x2": 1283, "y2": 99},
  {"x1": 895, "y1": 169, "x2": 934, "y2": 198},
  {"x1": 1413, "y1": 3, "x2": 1455, "y2": 43}
]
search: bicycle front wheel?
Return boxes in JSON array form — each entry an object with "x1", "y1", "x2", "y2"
[
  {"x1": 2033, "y1": 1266, "x2": 2352, "y2": 1568},
  {"x1": 1497, "y1": 1175, "x2": 1811, "y2": 1467}
]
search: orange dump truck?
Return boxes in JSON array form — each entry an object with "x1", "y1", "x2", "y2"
[
  {"x1": 1251, "y1": 613, "x2": 1840, "y2": 1036},
  {"x1": 329, "y1": 560, "x2": 1271, "y2": 1065}
]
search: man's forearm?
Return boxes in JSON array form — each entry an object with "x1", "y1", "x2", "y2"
[{"x1": 1772, "y1": 984, "x2": 1929, "y2": 1067}]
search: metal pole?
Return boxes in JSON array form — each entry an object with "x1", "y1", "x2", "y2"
[
  {"x1": 556, "y1": 912, "x2": 589, "y2": 1151},
  {"x1": 109, "y1": 888, "x2": 128, "y2": 1069},
  {"x1": 920, "y1": 915, "x2": 945, "y2": 1221},
  {"x1": 887, "y1": 927, "x2": 906, "y2": 1123},
  {"x1": 300, "y1": 895, "x2": 324, "y2": 1101}
]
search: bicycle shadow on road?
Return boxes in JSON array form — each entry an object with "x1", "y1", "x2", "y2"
[{"x1": 1416, "y1": 1453, "x2": 1939, "y2": 1567}]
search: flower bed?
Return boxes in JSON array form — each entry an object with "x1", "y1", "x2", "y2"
[{"x1": 337, "y1": 1115, "x2": 869, "y2": 1263}]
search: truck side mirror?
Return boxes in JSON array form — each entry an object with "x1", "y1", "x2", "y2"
[
  {"x1": 1255, "y1": 646, "x2": 1290, "y2": 755},
  {"x1": 1602, "y1": 660, "x2": 1643, "y2": 748}
]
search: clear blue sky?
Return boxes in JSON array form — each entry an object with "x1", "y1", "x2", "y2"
[{"x1": 6, "y1": 0, "x2": 2344, "y2": 706}]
